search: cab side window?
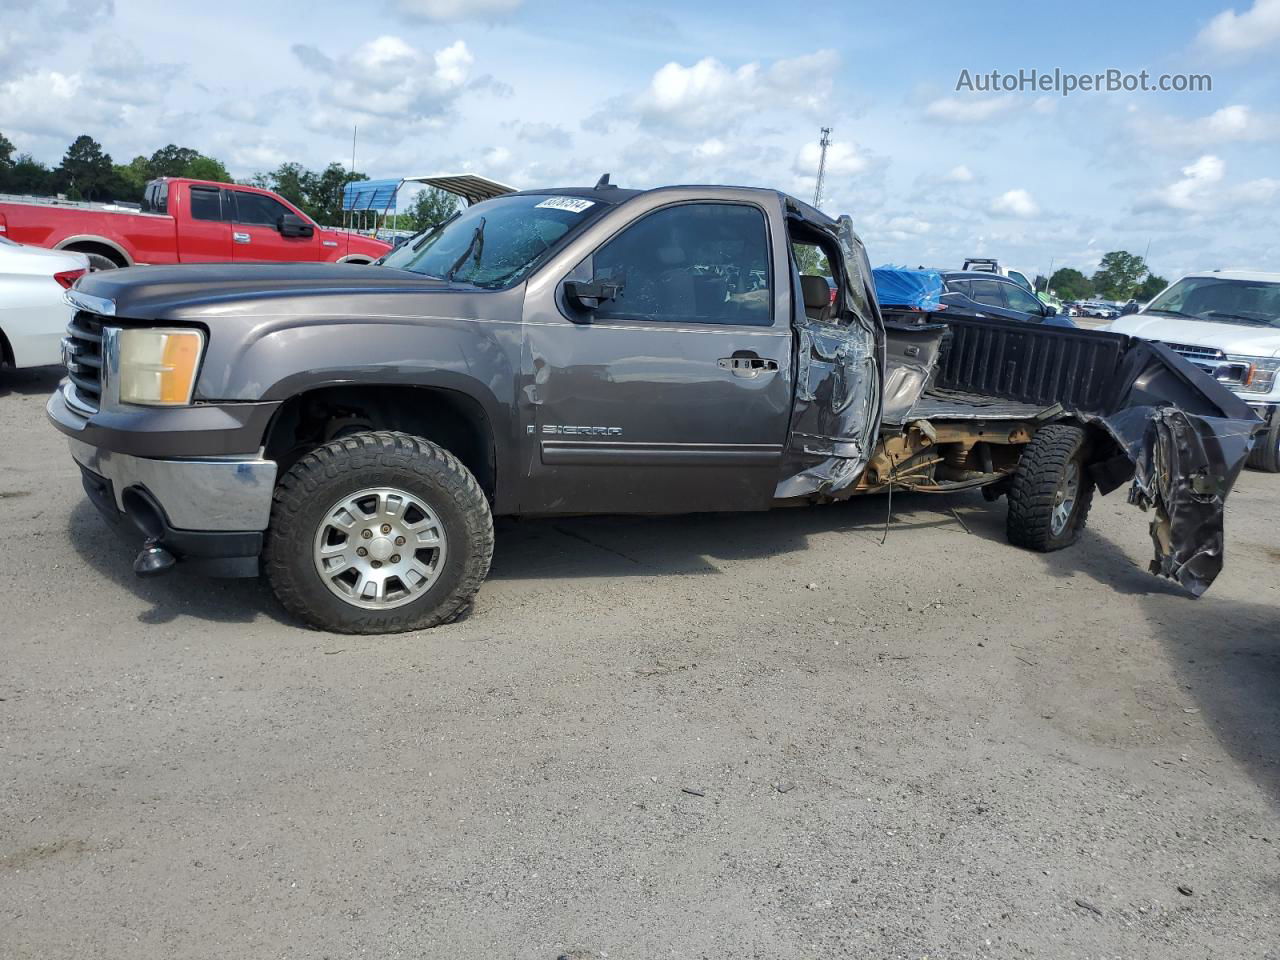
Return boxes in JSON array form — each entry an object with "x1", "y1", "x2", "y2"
[
  {"x1": 1004, "y1": 284, "x2": 1044, "y2": 314},
  {"x1": 591, "y1": 203, "x2": 772, "y2": 326},
  {"x1": 968, "y1": 279, "x2": 1007, "y2": 308},
  {"x1": 233, "y1": 191, "x2": 293, "y2": 228},
  {"x1": 189, "y1": 186, "x2": 223, "y2": 222}
]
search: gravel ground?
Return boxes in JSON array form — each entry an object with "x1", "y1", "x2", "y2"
[{"x1": 2, "y1": 364, "x2": 1277, "y2": 960}]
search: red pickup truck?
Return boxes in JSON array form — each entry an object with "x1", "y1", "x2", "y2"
[{"x1": 0, "y1": 178, "x2": 390, "y2": 270}]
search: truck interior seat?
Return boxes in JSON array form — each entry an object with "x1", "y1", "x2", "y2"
[{"x1": 800, "y1": 274, "x2": 832, "y2": 321}]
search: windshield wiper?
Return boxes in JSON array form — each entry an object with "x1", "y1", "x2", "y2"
[
  {"x1": 1146, "y1": 307, "x2": 1199, "y2": 319},
  {"x1": 445, "y1": 217, "x2": 485, "y2": 282},
  {"x1": 1204, "y1": 310, "x2": 1277, "y2": 327}
]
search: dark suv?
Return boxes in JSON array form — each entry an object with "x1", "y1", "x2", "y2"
[{"x1": 942, "y1": 271, "x2": 1074, "y2": 327}]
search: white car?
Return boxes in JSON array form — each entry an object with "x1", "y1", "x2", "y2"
[
  {"x1": 0, "y1": 236, "x2": 89, "y2": 368},
  {"x1": 1106, "y1": 270, "x2": 1280, "y2": 472}
]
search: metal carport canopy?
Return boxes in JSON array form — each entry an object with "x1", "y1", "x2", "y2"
[{"x1": 403, "y1": 174, "x2": 517, "y2": 205}]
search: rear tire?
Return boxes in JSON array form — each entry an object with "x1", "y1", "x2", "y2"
[
  {"x1": 1006, "y1": 423, "x2": 1094, "y2": 552},
  {"x1": 264, "y1": 431, "x2": 494, "y2": 634},
  {"x1": 1246, "y1": 412, "x2": 1280, "y2": 473}
]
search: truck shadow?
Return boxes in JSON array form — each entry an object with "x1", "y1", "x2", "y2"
[
  {"x1": 0, "y1": 364, "x2": 63, "y2": 398},
  {"x1": 488, "y1": 490, "x2": 990, "y2": 582},
  {"x1": 65, "y1": 500, "x2": 282, "y2": 628}
]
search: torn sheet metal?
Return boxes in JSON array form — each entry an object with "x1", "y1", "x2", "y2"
[
  {"x1": 1094, "y1": 404, "x2": 1256, "y2": 596},
  {"x1": 775, "y1": 214, "x2": 885, "y2": 499}
]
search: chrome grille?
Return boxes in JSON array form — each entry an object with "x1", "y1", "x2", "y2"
[
  {"x1": 1162, "y1": 341, "x2": 1226, "y2": 363},
  {"x1": 62, "y1": 311, "x2": 105, "y2": 412},
  {"x1": 1159, "y1": 341, "x2": 1248, "y2": 383}
]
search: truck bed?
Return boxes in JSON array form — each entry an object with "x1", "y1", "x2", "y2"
[{"x1": 903, "y1": 387, "x2": 1057, "y2": 422}]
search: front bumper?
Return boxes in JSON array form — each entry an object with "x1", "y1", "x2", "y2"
[
  {"x1": 50, "y1": 388, "x2": 278, "y2": 577},
  {"x1": 66, "y1": 438, "x2": 276, "y2": 577}
]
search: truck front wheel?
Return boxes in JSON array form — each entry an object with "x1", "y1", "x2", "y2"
[
  {"x1": 1246, "y1": 411, "x2": 1280, "y2": 472},
  {"x1": 1006, "y1": 423, "x2": 1095, "y2": 552},
  {"x1": 263, "y1": 431, "x2": 494, "y2": 634}
]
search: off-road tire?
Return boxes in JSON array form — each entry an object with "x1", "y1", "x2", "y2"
[
  {"x1": 1246, "y1": 412, "x2": 1280, "y2": 473},
  {"x1": 1006, "y1": 423, "x2": 1094, "y2": 552},
  {"x1": 263, "y1": 431, "x2": 494, "y2": 634}
]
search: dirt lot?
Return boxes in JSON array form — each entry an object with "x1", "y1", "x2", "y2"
[{"x1": 2, "y1": 364, "x2": 1277, "y2": 960}]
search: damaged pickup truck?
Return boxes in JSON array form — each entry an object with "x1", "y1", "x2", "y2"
[{"x1": 48, "y1": 180, "x2": 1261, "y2": 633}]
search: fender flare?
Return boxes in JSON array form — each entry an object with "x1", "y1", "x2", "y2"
[{"x1": 54, "y1": 235, "x2": 134, "y2": 266}]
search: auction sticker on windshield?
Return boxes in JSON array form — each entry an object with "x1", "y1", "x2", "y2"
[{"x1": 535, "y1": 197, "x2": 595, "y2": 213}]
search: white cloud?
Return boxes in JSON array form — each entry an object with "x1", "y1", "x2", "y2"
[
  {"x1": 1130, "y1": 103, "x2": 1280, "y2": 147},
  {"x1": 293, "y1": 36, "x2": 474, "y2": 141},
  {"x1": 391, "y1": 0, "x2": 522, "y2": 21},
  {"x1": 942, "y1": 164, "x2": 975, "y2": 183},
  {"x1": 990, "y1": 188, "x2": 1040, "y2": 218},
  {"x1": 793, "y1": 139, "x2": 869, "y2": 178},
  {"x1": 1197, "y1": 0, "x2": 1280, "y2": 56},
  {"x1": 1136, "y1": 154, "x2": 1227, "y2": 212},
  {"x1": 1134, "y1": 154, "x2": 1280, "y2": 220},
  {"x1": 633, "y1": 50, "x2": 838, "y2": 134},
  {"x1": 693, "y1": 138, "x2": 726, "y2": 159},
  {"x1": 924, "y1": 95, "x2": 1017, "y2": 123}
]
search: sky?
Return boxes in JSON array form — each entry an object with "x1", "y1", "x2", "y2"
[{"x1": 1, "y1": 0, "x2": 1278, "y2": 281}]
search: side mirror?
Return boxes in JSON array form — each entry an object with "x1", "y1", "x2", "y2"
[
  {"x1": 1121, "y1": 301, "x2": 1139, "y2": 315},
  {"x1": 564, "y1": 278, "x2": 622, "y2": 312},
  {"x1": 279, "y1": 213, "x2": 314, "y2": 238},
  {"x1": 1044, "y1": 304, "x2": 1058, "y2": 316}
]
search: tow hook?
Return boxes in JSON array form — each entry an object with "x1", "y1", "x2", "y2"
[{"x1": 134, "y1": 540, "x2": 177, "y2": 578}]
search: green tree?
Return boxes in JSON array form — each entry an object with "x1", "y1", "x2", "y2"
[
  {"x1": 404, "y1": 186, "x2": 459, "y2": 232},
  {"x1": 112, "y1": 155, "x2": 151, "y2": 198},
  {"x1": 4, "y1": 153, "x2": 54, "y2": 195},
  {"x1": 310, "y1": 162, "x2": 366, "y2": 226},
  {"x1": 1134, "y1": 273, "x2": 1168, "y2": 302},
  {"x1": 55, "y1": 134, "x2": 115, "y2": 201},
  {"x1": 1091, "y1": 251, "x2": 1148, "y2": 301},
  {"x1": 0, "y1": 131, "x2": 14, "y2": 170},
  {"x1": 183, "y1": 155, "x2": 231, "y2": 183},
  {"x1": 251, "y1": 161, "x2": 367, "y2": 226},
  {"x1": 147, "y1": 144, "x2": 202, "y2": 178},
  {"x1": 1048, "y1": 267, "x2": 1093, "y2": 301}
]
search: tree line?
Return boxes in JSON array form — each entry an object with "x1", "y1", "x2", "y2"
[
  {"x1": 0, "y1": 131, "x2": 458, "y2": 231},
  {"x1": 1039, "y1": 251, "x2": 1168, "y2": 302}
]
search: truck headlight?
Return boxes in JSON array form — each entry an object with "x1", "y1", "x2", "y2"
[
  {"x1": 117, "y1": 328, "x2": 205, "y2": 406},
  {"x1": 1225, "y1": 355, "x2": 1280, "y2": 395}
]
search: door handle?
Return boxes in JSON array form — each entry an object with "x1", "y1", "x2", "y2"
[
  {"x1": 718, "y1": 353, "x2": 780, "y2": 379},
  {"x1": 233, "y1": 232, "x2": 250, "y2": 244}
]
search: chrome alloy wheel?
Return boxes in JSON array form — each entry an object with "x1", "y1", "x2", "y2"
[
  {"x1": 312, "y1": 486, "x2": 448, "y2": 610},
  {"x1": 1050, "y1": 461, "x2": 1080, "y2": 537}
]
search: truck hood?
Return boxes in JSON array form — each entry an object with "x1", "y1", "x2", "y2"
[
  {"x1": 1108, "y1": 312, "x2": 1280, "y2": 358},
  {"x1": 71, "y1": 262, "x2": 452, "y2": 318}
]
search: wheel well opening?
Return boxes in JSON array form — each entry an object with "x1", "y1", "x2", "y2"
[
  {"x1": 263, "y1": 385, "x2": 497, "y2": 500},
  {"x1": 62, "y1": 241, "x2": 127, "y2": 268}
]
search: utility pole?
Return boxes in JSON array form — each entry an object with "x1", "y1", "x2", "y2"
[{"x1": 813, "y1": 126, "x2": 832, "y2": 209}]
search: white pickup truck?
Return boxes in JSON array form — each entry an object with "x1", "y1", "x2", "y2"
[{"x1": 1108, "y1": 270, "x2": 1280, "y2": 472}]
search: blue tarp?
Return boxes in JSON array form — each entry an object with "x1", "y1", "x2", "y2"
[
  {"x1": 343, "y1": 179, "x2": 400, "y2": 212},
  {"x1": 873, "y1": 265, "x2": 944, "y2": 311}
]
